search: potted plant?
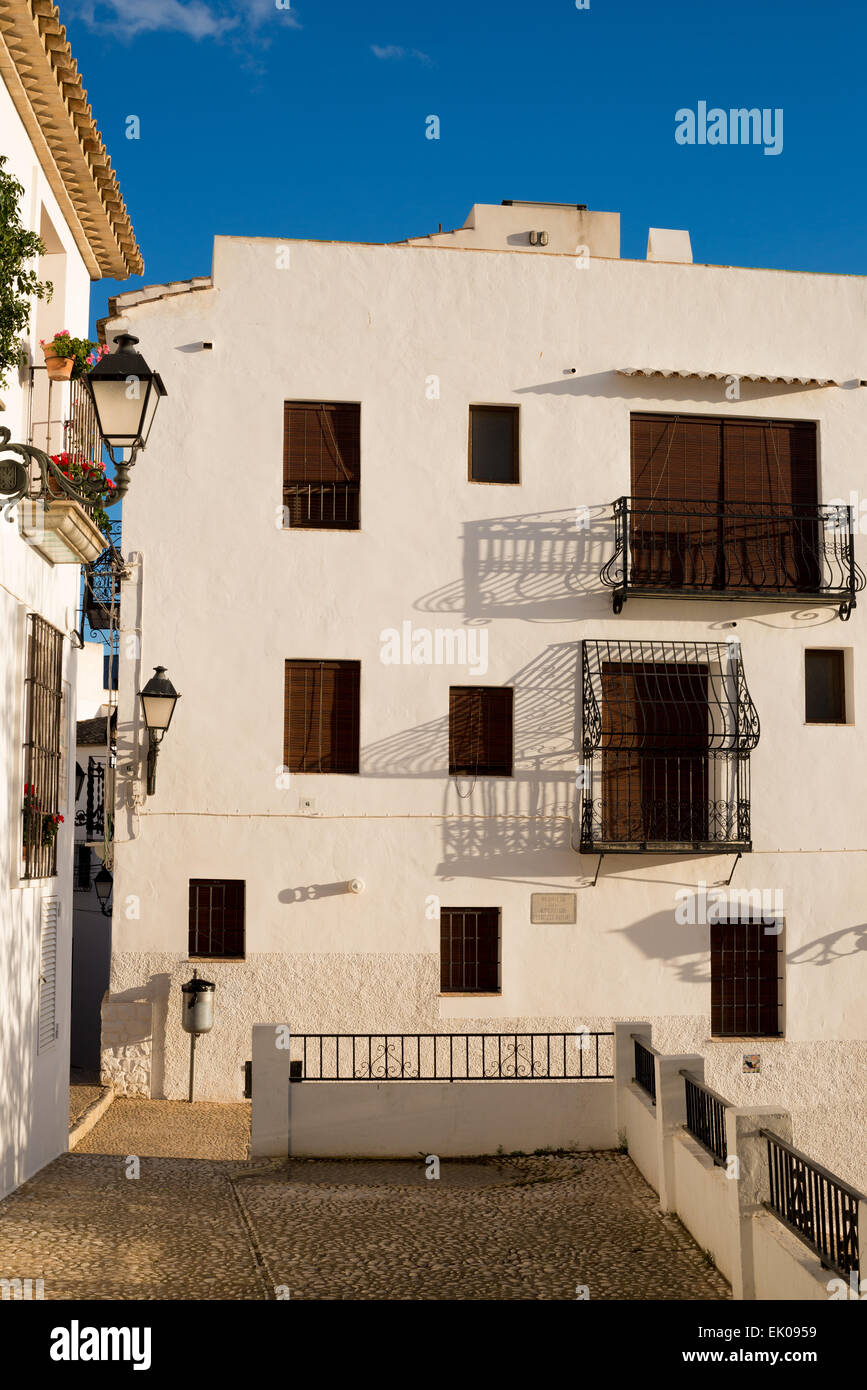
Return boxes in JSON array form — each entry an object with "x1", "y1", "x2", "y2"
[
  {"x1": 22, "y1": 784, "x2": 63, "y2": 850},
  {"x1": 40, "y1": 331, "x2": 108, "y2": 382},
  {"x1": 48, "y1": 452, "x2": 117, "y2": 538},
  {"x1": 0, "y1": 155, "x2": 52, "y2": 391}
]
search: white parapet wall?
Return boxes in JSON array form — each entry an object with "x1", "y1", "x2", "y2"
[
  {"x1": 612, "y1": 1023, "x2": 858, "y2": 1301},
  {"x1": 250, "y1": 1024, "x2": 616, "y2": 1158}
]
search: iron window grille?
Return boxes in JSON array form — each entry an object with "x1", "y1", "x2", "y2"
[
  {"x1": 440, "y1": 908, "x2": 501, "y2": 993},
  {"x1": 22, "y1": 615, "x2": 64, "y2": 880},
  {"x1": 284, "y1": 660, "x2": 361, "y2": 774},
  {"x1": 580, "y1": 640, "x2": 759, "y2": 853},
  {"x1": 711, "y1": 917, "x2": 783, "y2": 1037},
  {"x1": 282, "y1": 402, "x2": 360, "y2": 530},
  {"x1": 188, "y1": 879, "x2": 245, "y2": 958}
]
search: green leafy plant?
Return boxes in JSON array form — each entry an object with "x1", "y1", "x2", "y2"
[
  {"x1": 41, "y1": 331, "x2": 107, "y2": 379},
  {"x1": 50, "y1": 452, "x2": 116, "y2": 537},
  {"x1": 0, "y1": 156, "x2": 52, "y2": 390},
  {"x1": 23, "y1": 784, "x2": 63, "y2": 847}
]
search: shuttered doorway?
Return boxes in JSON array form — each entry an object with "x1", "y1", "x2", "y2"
[{"x1": 38, "y1": 897, "x2": 59, "y2": 1052}]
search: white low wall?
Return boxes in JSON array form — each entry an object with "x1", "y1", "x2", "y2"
[
  {"x1": 612, "y1": 1023, "x2": 864, "y2": 1302},
  {"x1": 621, "y1": 1083, "x2": 658, "y2": 1192},
  {"x1": 671, "y1": 1131, "x2": 737, "y2": 1285},
  {"x1": 752, "y1": 1212, "x2": 838, "y2": 1301},
  {"x1": 250, "y1": 1025, "x2": 615, "y2": 1157}
]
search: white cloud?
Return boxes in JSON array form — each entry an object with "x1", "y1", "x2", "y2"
[
  {"x1": 69, "y1": 0, "x2": 301, "y2": 41},
  {"x1": 371, "y1": 44, "x2": 432, "y2": 64}
]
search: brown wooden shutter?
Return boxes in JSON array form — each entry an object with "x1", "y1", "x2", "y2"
[
  {"x1": 721, "y1": 419, "x2": 818, "y2": 590},
  {"x1": 283, "y1": 403, "x2": 360, "y2": 528},
  {"x1": 449, "y1": 688, "x2": 513, "y2": 775},
  {"x1": 601, "y1": 661, "x2": 709, "y2": 843},
  {"x1": 284, "y1": 660, "x2": 360, "y2": 773},
  {"x1": 629, "y1": 415, "x2": 722, "y2": 589}
]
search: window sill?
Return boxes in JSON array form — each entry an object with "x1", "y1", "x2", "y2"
[
  {"x1": 438, "y1": 992, "x2": 501, "y2": 998},
  {"x1": 186, "y1": 957, "x2": 246, "y2": 964}
]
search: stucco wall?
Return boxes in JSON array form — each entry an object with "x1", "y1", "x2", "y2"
[
  {"x1": 103, "y1": 231, "x2": 867, "y2": 1176},
  {"x1": 0, "y1": 67, "x2": 92, "y2": 1201},
  {"x1": 671, "y1": 1131, "x2": 738, "y2": 1284}
]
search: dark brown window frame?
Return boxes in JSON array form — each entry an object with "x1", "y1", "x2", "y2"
[
  {"x1": 710, "y1": 916, "x2": 783, "y2": 1039},
  {"x1": 440, "y1": 907, "x2": 501, "y2": 994},
  {"x1": 188, "y1": 879, "x2": 246, "y2": 959},
  {"x1": 449, "y1": 686, "x2": 514, "y2": 777},
  {"x1": 282, "y1": 400, "x2": 361, "y2": 531},
  {"x1": 22, "y1": 614, "x2": 64, "y2": 880},
  {"x1": 804, "y1": 648, "x2": 847, "y2": 725},
  {"x1": 468, "y1": 404, "x2": 520, "y2": 484},
  {"x1": 284, "y1": 659, "x2": 361, "y2": 774}
]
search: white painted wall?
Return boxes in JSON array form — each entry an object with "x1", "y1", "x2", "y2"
[
  {"x1": 0, "y1": 69, "x2": 93, "y2": 1199},
  {"x1": 104, "y1": 221, "x2": 867, "y2": 1184}
]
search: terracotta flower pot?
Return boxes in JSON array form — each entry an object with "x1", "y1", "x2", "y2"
[{"x1": 42, "y1": 345, "x2": 74, "y2": 381}]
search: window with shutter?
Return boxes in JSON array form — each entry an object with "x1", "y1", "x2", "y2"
[
  {"x1": 468, "y1": 406, "x2": 519, "y2": 483},
  {"x1": 283, "y1": 402, "x2": 360, "y2": 529},
  {"x1": 628, "y1": 413, "x2": 820, "y2": 594},
  {"x1": 711, "y1": 918, "x2": 782, "y2": 1037},
  {"x1": 284, "y1": 660, "x2": 361, "y2": 773},
  {"x1": 189, "y1": 880, "x2": 245, "y2": 958},
  {"x1": 38, "y1": 897, "x2": 58, "y2": 1052},
  {"x1": 581, "y1": 640, "x2": 759, "y2": 852},
  {"x1": 440, "y1": 908, "x2": 501, "y2": 993},
  {"x1": 23, "y1": 615, "x2": 64, "y2": 880},
  {"x1": 449, "y1": 687, "x2": 513, "y2": 776}
]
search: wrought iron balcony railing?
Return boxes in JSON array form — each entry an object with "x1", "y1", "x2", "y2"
[
  {"x1": 580, "y1": 640, "x2": 759, "y2": 854},
  {"x1": 600, "y1": 497, "x2": 864, "y2": 619}
]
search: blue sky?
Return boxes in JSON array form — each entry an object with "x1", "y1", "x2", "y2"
[{"x1": 61, "y1": 0, "x2": 867, "y2": 334}]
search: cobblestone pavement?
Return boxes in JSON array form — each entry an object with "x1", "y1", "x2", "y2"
[
  {"x1": 74, "y1": 1099, "x2": 251, "y2": 1159},
  {"x1": 0, "y1": 1101, "x2": 730, "y2": 1300}
]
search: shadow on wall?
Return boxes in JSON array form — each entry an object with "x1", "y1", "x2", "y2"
[
  {"x1": 362, "y1": 643, "x2": 581, "y2": 877},
  {"x1": 414, "y1": 508, "x2": 613, "y2": 621},
  {"x1": 619, "y1": 912, "x2": 867, "y2": 979},
  {"x1": 278, "y1": 883, "x2": 353, "y2": 904}
]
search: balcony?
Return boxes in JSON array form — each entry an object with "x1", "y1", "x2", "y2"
[
  {"x1": 600, "y1": 497, "x2": 864, "y2": 619},
  {"x1": 580, "y1": 640, "x2": 760, "y2": 855}
]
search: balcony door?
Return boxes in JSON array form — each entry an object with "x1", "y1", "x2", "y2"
[
  {"x1": 629, "y1": 414, "x2": 820, "y2": 593},
  {"x1": 601, "y1": 660, "x2": 709, "y2": 844}
]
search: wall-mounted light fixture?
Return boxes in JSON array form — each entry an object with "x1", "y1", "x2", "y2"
[
  {"x1": 93, "y1": 865, "x2": 113, "y2": 917},
  {"x1": 0, "y1": 333, "x2": 166, "y2": 511},
  {"x1": 137, "y1": 666, "x2": 180, "y2": 795}
]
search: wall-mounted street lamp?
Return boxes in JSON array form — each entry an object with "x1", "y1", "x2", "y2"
[
  {"x1": 0, "y1": 332, "x2": 166, "y2": 508},
  {"x1": 82, "y1": 333, "x2": 167, "y2": 491},
  {"x1": 138, "y1": 666, "x2": 180, "y2": 795},
  {"x1": 93, "y1": 865, "x2": 113, "y2": 916}
]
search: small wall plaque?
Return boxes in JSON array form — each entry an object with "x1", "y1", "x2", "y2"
[
  {"x1": 743, "y1": 1054, "x2": 761, "y2": 1074},
  {"x1": 531, "y1": 892, "x2": 577, "y2": 925}
]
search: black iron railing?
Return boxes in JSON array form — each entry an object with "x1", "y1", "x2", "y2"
[
  {"x1": 282, "y1": 481, "x2": 359, "y2": 529},
  {"x1": 761, "y1": 1129, "x2": 862, "y2": 1279},
  {"x1": 632, "y1": 1035, "x2": 657, "y2": 1103},
  {"x1": 74, "y1": 757, "x2": 105, "y2": 841},
  {"x1": 681, "y1": 1070, "x2": 729, "y2": 1165},
  {"x1": 580, "y1": 640, "x2": 758, "y2": 854},
  {"x1": 287, "y1": 1032, "x2": 614, "y2": 1080},
  {"x1": 601, "y1": 497, "x2": 864, "y2": 618}
]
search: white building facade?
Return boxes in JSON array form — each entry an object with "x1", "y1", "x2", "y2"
[
  {"x1": 102, "y1": 202, "x2": 867, "y2": 1187},
  {"x1": 0, "y1": 0, "x2": 140, "y2": 1199}
]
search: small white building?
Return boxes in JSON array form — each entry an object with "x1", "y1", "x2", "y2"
[
  {"x1": 101, "y1": 201, "x2": 867, "y2": 1186},
  {"x1": 0, "y1": 0, "x2": 140, "y2": 1199}
]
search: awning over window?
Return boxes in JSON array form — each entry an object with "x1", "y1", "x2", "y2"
[
  {"x1": 618, "y1": 368, "x2": 846, "y2": 387},
  {"x1": 581, "y1": 640, "x2": 760, "y2": 753}
]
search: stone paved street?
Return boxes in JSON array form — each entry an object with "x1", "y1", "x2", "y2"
[{"x1": 0, "y1": 1100, "x2": 730, "y2": 1300}]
